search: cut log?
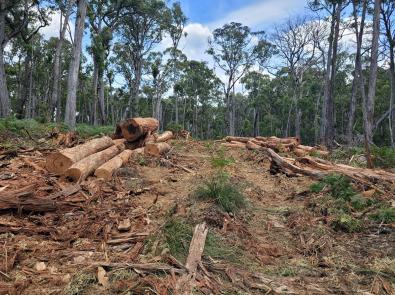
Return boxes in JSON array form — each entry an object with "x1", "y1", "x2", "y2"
[
  {"x1": 112, "y1": 138, "x2": 126, "y2": 145},
  {"x1": 246, "y1": 140, "x2": 262, "y2": 150},
  {"x1": 155, "y1": 130, "x2": 173, "y2": 143},
  {"x1": 46, "y1": 136, "x2": 114, "y2": 174},
  {"x1": 66, "y1": 144, "x2": 125, "y2": 182},
  {"x1": 294, "y1": 147, "x2": 308, "y2": 157},
  {"x1": 224, "y1": 136, "x2": 253, "y2": 143},
  {"x1": 220, "y1": 141, "x2": 246, "y2": 148},
  {"x1": 144, "y1": 142, "x2": 171, "y2": 156},
  {"x1": 94, "y1": 149, "x2": 133, "y2": 180},
  {"x1": 117, "y1": 117, "x2": 159, "y2": 142},
  {"x1": 175, "y1": 223, "x2": 208, "y2": 295},
  {"x1": 131, "y1": 147, "x2": 145, "y2": 156}
]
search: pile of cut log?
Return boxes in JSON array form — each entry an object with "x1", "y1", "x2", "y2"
[
  {"x1": 221, "y1": 136, "x2": 329, "y2": 157},
  {"x1": 46, "y1": 118, "x2": 174, "y2": 181}
]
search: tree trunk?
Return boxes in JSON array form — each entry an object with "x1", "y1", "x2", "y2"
[
  {"x1": 98, "y1": 72, "x2": 106, "y2": 124},
  {"x1": 64, "y1": 0, "x2": 87, "y2": 129},
  {"x1": 320, "y1": 4, "x2": 337, "y2": 146},
  {"x1": 363, "y1": 0, "x2": 381, "y2": 168},
  {"x1": 0, "y1": 4, "x2": 10, "y2": 118},
  {"x1": 347, "y1": 0, "x2": 366, "y2": 145},
  {"x1": 50, "y1": 0, "x2": 75, "y2": 122},
  {"x1": 92, "y1": 59, "x2": 99, "y2": 125}
]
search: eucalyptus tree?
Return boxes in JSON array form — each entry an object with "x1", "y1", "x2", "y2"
[
  {"x1": 346, "y1": 0, "x2": 367, "y2": 144},
  {"x1": 87, "y1": 0, "x2": 128, "y2": 125},
  {"x1": 309, "y1": 0, "x2": 349, "y2": 147},
  {"x1": 207, "y1": 22, "x2": 272, "y2": 136},
  {"x1": 64, "y1": 0, "x2": 87, "y2": 129},
  {"x1": 49, "y1": 0, "x2": 75, "y2": 122},
  {"x1": 0, "y1": 0, "x2": 49, "y2": 117},
  {"x1": 364, "y1": 0, "x2": 382, "y2": 167},
  {"x1": 114, "y1": 0, "x2": 171, "y2": 118},
  {"x1": 381, "y1": 0, "x2": 395, "y2": 146},
  {"x1": 272, "y1": 17, "x2": 321, "y2": 138},
  {"x1": 176, "y1": 60, "x2": 221, "y2": 136}
]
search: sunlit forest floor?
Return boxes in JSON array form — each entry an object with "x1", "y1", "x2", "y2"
[{"x1": 0, "y1": 120, "x2": 394, "y2": 294}]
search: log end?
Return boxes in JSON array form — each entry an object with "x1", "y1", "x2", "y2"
[
  {"x1": 46, "y1": 152, "x2": 73, "y2": 174},
  {"x1": 66, "y1": 167, "x2": 82, "y2": 182}
]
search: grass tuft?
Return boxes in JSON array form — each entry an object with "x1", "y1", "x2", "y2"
[
  {"x1": 210, "y1": 148, "x2": 235, "y2": 169},
  {"x1": 370, "y1": 207, "x2": 395, "y2": 224},
  {"x1": 194, "y1": 172, "x2": 246, "y2": 213}
]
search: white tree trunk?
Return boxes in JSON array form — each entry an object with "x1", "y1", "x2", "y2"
[{"x1": 64, "y1": 0, "x2": 87, "y2": 129}]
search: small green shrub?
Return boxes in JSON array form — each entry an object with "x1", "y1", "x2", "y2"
[
  {"x1": 310, "y1": 174, "x2": 357, "y2": 201},
  {"x1": 350, "y1": 195, "x2": 371, "y2": 211},
  {"x1": 370, "y1": 207, "x2": 395, "y2": 223},
  {"x1": 372, "y1": 146, "x2": 395, "y2": 168},
  {"x1": 333, "y1": 214, "x2": 362, "y2": 233},
  {"x1": 210, "y1": 148, "x2": 234, "y2": 169},
  {"x1": 309, "y1": 182, "x2": 325, "y2": 193},
  {"x1": 195, "y1": 172, "x2": 245, "y2": 213},
  {"x1": 166, "y1": 122, "x2": 183, "y2": 134},
  {"x1": 75, "y1": 124, "x2": 113, "y2": 138}
]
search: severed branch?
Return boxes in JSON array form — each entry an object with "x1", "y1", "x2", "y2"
[{"x1": 175, "y1": 222, "x2": 208, "y2": 295}]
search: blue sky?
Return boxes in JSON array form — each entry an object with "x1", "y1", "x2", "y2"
[{"x1": 41, "y1": 0, "x2": 309, "y2": 89}]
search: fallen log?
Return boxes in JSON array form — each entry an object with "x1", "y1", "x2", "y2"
[
  {"x1": 66, "y1": 144, "x2": 125, "y2": 182},
  {"x1": 155, "y1": 130, "x2": 173, "y2": 143},
  {"x1": 266, "y1": 148, "x2": 395, "y2": 186},
  {"x1": 175, "y1": 223, "x2": 208, "y2": 295},
  {"x1": 117, "y1": 117, "x2": 159, "y2": 142},
  {"x1": 94, "y1": 149, "x2": 133, "y2": 180},
  {"x1": 145, "y1": 142, "x2": 171, "y2": 156},
  {"x1": 0, "y1": 185, "x2": 76, "y2": 212},
  {"x1": 46, "y1": 136, "x2": 114, "y2": 174},
  {"x1": 220, "y1": 141, "x2": 246, "y2": 148},
  {"x1": 246, "y1": 140, "x2": 263, "y2": 150},
  {"x1": 224, "y1": 136, "x2": 253, "y2": 143}
]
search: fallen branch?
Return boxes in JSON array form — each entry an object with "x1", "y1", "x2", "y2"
[{"x1": 175, "y1": 222, "x2": 208, "y2": 295}]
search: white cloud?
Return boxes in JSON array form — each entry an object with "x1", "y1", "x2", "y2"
[
  {"x1": 40, "y1": 10, "x2": 74, "y2": 41},
  {"x1": 208, "y1": 0, "x2": 306, "y2": 30},
  {"x1": 179, "y1": 23, "x2": 213, "y2": 62}
]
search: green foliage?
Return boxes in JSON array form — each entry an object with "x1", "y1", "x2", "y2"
[
  {"x1": 310, "y1": 174, "x2": 357, "y2": 201},
  {"x1": 210, "y1": 148, "x2": 235, "y2": 169},
  {"x1": 333, "y1": 214, "x2": 362, "y2": 233},
  {"x1": 194, "y1": 172, "x2": 245, "y2": 213},
  {"x1": 350, "y1": 195, "x2": 372, "y2": 211},
  {"x1": 166, "y1": 122, "x2": 183, "y2": 134},
  {"x1": 309, "y1": 182, "x2": 325, "y2": 193},
  {"x1": 75, "y1": 124, "x2": 113, "y2": 138},
  {"x1": 370, "y1": 207, "x2": 395, "y2": 223},
  {"x1": 372, "y1": 146, "x2": 395, "y2": 168}
]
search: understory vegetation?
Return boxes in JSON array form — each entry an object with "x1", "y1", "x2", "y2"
[{"x1": 310, "y1": 174, "x2": 395, "y2": 232}]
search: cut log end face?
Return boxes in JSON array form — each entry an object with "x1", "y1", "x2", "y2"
[{"x1": 46, "y1": 153, "x2": 73, "y2": 174}]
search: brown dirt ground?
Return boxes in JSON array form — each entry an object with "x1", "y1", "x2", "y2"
[{"x1": 0, "y1": 139, "x2": 394, "y2": 295}]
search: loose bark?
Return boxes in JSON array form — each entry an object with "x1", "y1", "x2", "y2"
[
  {"x1": 117, "y1": 117, "x2": 159, "y2": 142},
  {"x1": 175, "y1": 223, "x2": 208, "y2": 295},
  {"x1": 145, "y1": 142, "x2": 171, "y2": 156},
  {"x1": 66, "y1": 143, "x2": 125, "y2": 182},
  {"x1": 94, "y1": 149, "x2": 133, "y2": 180},
  {"x1": 46, "y1": 136, "x2": 114, "y2": 174},
  {"x1": 64, "y1": 0, "x2": 87, "y2": 129}
]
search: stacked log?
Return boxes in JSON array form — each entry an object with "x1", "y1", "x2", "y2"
[
  {"x1": 46, "y1": 118, "x2": 175, "y2": 181},
  {"x1": 221, "y1": 135, "x2": 328, "y2": 157},
  {"x1": 46, "y1": 136, "x2": 114, "y2": 174}
]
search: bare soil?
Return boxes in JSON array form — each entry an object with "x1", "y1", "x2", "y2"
[{"x1": 0, "y1": 139, "x2": 394, "y2": 294}]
